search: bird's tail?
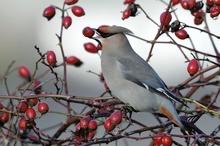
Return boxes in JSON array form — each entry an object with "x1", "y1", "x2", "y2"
[{"x1": 158, "y1": 100, "x2": 189, "y2": 134}]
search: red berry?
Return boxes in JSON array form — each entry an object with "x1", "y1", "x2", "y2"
[
  {"x1": 210, "y1": 5, "x2": 220, "y2": 18},
  {"x1": 181, "y1": 0, "x2": 189, "y2": 9},
  {"x1": 19, "y1": 117, "x2": 27, "y2": 130},
  {"x1": 47, "y1": 51, "x2": 57, "y2": 66},
  {"x1": 154, "y1": 132, "x2": 164, "y2": 146},
  {"x1": 80, "y1": 115, "x2": 91, "y2": 129},
  {"x1": 38, "y1": 102, "x2": 49, "y2": 115},
  {"x1": 187, "y1": 59, "x2": 199, "y2": 76},
  {"x1": 71, "y1": 6, "x2": 85, "y2": 17},
  {"x1": 0, "y1": 103, "x2": 3, "y2": 109},
  {"x1": 104, "y1": 117, "x2": 115, "y2": 132},
  {"x1": 66, "y1": 56, "x2": 78, "y2": 64},
  {"x1": 84, "y1": 42, "x2": 98, "y2": 53},
  {"x1": 43, "y1": 6, "x2": 56, "y2": 21},
  {"x1": 175, "y1": 29, "x2": 189, "y2": 40},
  {"x1": 82, "y1": 27, "x2": 95, "y2": 37},
  {"x1": 0, "y1": 112, "x2": 9, "y2": 124},
  {"x1": 18, "y1": 65, "x2": 31, "y2": 78},
  {"x1": 87, "y1": 131, "x2": 95, "y2": 140},
  {"x1": 66, "y1": 56, "x2": 83, "y2": 67},
  {"x1": 27, "y1": 98, "x2": 38, "y2": 107},
  {"x1": 160, "y1": 12, "x2": 172, "y2": 26},
  {"x1": 124, "y1": 0, "x2": 135, "y2": 4},
  {"x1": 207, "y1": 0, "x2": 214, "y2": 5},
  {"x1": 214, "y1": 0, "x2": 220, "y2": 5},
  {"x1": 16, "y1": 101, "x2": 28, "y2": 113},
  {"x1": 194, "y1": 17, "x2": 203, "y2": 25},
  {"x1": 26, "y1": 107, "x2": 36, "y2": 120},
  {"x1": 64, "y1": 0, "x2": 78, "y2": 5},
  {"x1": 161, "y1": 135, "x2": 173, "y2": 146},
  {"x1": 110, "y1": 110, "x2": 122, "y2": 125},
  {"x1": 62, "y1": 16, "x2": 72, "y2": 29},
  {"x1": 187, "y1": 0, "x2": 196, "y2": 9},
  {"x1": 122, "y1": 8, "x2": 131, "y2": 20},
  {"x1": 88, "y1": 120, "x2": 98, "y2": 131},
  {"x1": 172, "y1": 0, "x2": 181, "y2": 5}
]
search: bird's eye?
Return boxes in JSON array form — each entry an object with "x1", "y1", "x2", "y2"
[{"x1": 96, "y1": 29, "x2": 116, "y2": 38}]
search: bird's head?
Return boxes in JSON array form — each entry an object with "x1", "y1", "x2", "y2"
[
  {"x1": 95, "y1": 25, "x2": 133, "y2": 38},
  {"x1": 91, "y1": 25, "x2": 133, "y2": 48}
]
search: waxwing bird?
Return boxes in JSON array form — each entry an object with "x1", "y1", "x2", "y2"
[{"x1": 92, "y1": 25, "x2": 187, "y2": 130}]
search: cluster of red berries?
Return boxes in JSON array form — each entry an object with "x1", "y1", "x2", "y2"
[
  {"x1": 122, "y1": 0, "x2": 138, "y2": 20},
  {"x1": 206, "y1": 0, "x2": 220, "y2": 18},
  {"x1": 74, "y1": 111, "x2": 122, "y2": 145},
  {"x1": 154, "y1": 132, "x2": 173, "y2": 146},
  {"x1": 17, "y1": 100, "x2": 49, "y2": 131},
  {"x1": 178, "y1": 0, "x2": 205, "y2": 25},
  {"x1": 75, "y1": 115, "x2": 98, "y2": 145},
  {"x1": 121, "y1": 0, "x2": 218, "y2": 34},
  {"x1": 173, "y1": 0, "x2": 220, "y2": 20},
  {"x1": 159, "y1": 11, "x2": 189, "y2": 40},
  {"x1": 158, "y1": 2, "x2": 200, "y2": 77},
  {"x1": 43, "y1": 0, "x2": 85, "y2": 29},
  {"x1": 180, "y1": 0, "x2": 204, "y2": 12},
  {"x1": 0, "y1": 99, "x2": 49, "y2": 131},
  {"x1": 17, "y1": 65, "x2": 49, "y2": 131},
  {"x1": 42, "y1": 0, "x2": 84, "y2": 68},
  {"x1": 160, "y1": 12, "x2": 199, "y2": 76}
]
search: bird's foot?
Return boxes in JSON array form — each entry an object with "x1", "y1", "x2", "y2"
[{"x1": 121, "y1": 105, "x2": 138, "y2": 124}]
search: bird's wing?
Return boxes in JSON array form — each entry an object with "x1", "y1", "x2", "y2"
[{"x1": 118, "y1": 56, "x2": 188, "y2": 107}]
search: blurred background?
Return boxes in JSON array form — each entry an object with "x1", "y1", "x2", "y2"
[{"x1": 0, "y1": 0, "x2": 219, "y2": 145}]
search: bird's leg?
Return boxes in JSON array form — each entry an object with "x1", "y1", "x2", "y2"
[
  {"x1": 118, "y1": 106, "x2": 138, "y2": 133},
  {"x1": 122, "y1": 105, "x2": 136, "y2": 124}
]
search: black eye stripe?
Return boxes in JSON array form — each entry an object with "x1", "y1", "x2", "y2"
[{"x1": 96, "y1": 29, "x2": 116, "y2": 38}]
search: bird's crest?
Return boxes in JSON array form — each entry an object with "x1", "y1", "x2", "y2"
[{"x1": 98, "y1": 25, "x2": 133, "y2": 35}]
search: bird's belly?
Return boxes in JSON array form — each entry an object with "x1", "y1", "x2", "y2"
[
  {"x1": 101, "y1": 59, "x2": 159, "y2": 112},
  {"x1": 108, "y1": 78, "x2": 159, "y2": 112}
]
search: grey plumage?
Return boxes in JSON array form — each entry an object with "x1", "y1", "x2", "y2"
[{"x1": 94, "y1": 25, "x2": 187, "y2": 130}]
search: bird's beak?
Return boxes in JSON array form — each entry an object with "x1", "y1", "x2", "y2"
[
  {"x1": 90, "y1": 28, "x2": 102, "y2": 47},
  {"x1": 92, "y1": 28, "x2": 100, "y2": 35}
]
